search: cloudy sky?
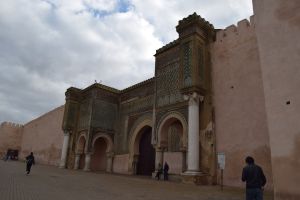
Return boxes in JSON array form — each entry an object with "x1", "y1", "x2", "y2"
[{"x1": 0, "y1": 0, "x2": 253, "y2": 124}]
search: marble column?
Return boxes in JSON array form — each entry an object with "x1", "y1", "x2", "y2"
[
  {"x1": 59, "y1": 131, "x2": 70, "y2": 168},
  {"x1": 106, "y1": 152, "x2": 114, "y2": 173},
  {"x1": 74, "y1": 154, "x2": 80, "y2": 170},
  {"x1": 83, "y1": 153, "x2": 91, "y2": 171},
  {"x1": 184, "y1": 92, "x2": 203, "y2": 174}
]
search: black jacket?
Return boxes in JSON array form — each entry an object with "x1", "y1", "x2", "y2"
[
  {"x1": 26, "y1": 155, "x2": 35, "y2": 165},
  {"x1": 242, "y1": 164, "x2": 266, "y2": 189},
  {"x1": 163, "y1": 163, "x2": 169, "y2": 172}
]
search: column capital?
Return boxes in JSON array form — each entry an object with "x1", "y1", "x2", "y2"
[
  {"x1": 155, "y1": 146, "x2": 164, "y2": 152},
  {"x1": 106, "y1": 151, "x2": 114, "y2": 158},
  {"x1": 63, "y1": 130, "x2": 71, "y2": 136},
  {"x1": 84, "y1": 152, "x2": 92, "y2": 156},
  {"x1": 183, "y1": 92, "x2": 204, "y2": 105}
]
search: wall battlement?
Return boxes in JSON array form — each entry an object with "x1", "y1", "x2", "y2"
[
  {"x1": 215, "y1": 15, "x2": 255, "y2": 43},
  {"x1": 0, "y1": 121, "x2": 23, "y2": 129}
]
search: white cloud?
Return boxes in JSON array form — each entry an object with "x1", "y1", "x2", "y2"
[{"x1": 0, "y1": 0, "x2": 253, "y2": 124}]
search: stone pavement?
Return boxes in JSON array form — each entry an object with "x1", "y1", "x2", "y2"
[{"x1": 0, "y1": 160, "x2": 273, "y2": 200}]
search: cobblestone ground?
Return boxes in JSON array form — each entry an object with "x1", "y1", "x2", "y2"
[{"x1": 0, "y1": 160, "x2": 273, "y2": 200}]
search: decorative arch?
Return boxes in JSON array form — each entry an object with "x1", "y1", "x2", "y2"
[
  {"x1": 76, "y1": 132, "x2": 87, "y2": 154},
  {"x1": 91, "y1": 133, "x2": 114, "y2": 153},
  {"x1": 129, "y1": 117, "x2": 152, "y2": 156},
  {"x1": 156, "y1": 111, "x2": 188, "y2": 150},
  {"x1": 89, "y1": 132, "x2": 114, "y2": 172},
  {"x1": 128, "y1": 116, "x2": 153, "y2": 174}
]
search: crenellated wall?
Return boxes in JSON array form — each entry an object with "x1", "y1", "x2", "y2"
[
  {"x1": 19, "y1": 106, "x2": 64, "y2": 166},
  {"x1": 0, "y1": 122, "x2": 23, "y2": 158},
  {"x1": 253, "y1": 0, "x2": 300, "y2": 198},
  {"x1": 211, "y1": 16, "x2": 273, "y2": 189}
]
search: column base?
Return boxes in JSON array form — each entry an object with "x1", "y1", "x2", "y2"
[
  {"x1": 59, "y1": 162, "x2": 66, "y2": 169},
  {"x1": 182, "y1": 171, "x2": 203, "y2": 176},
  {"x1": 181, "y1": 171, "x2": 210, "y2": 185}
]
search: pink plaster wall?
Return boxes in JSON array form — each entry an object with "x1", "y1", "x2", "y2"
[
  {"x1": 163, "y1": 152, "x2": 182, "y2": 174},
  {"x1": 211, "y1": 18, "x2": 273, "y2": 189},
  {"x1": 0, "y1": 122, "x2": 23, "y2": 158},
  {"x1": 253, "y1": 0, "x2": 300, "y2": 199},
  {"x1": 113, "y1": 154, "x2": 129, "y2": 174},
  {"x1": 19, "y1": 106, "x2": 64, "y2": 166}
]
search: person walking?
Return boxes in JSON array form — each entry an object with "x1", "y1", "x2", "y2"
[
  {"x1": 163, "y1": 162, "x2": 169, "y2": 181},
  {"x1": 155, "y1": 163, "x2": 163, "y2": 180},
  {"x1": 25, "y1": 152, "x2": 35, "y2": 175},
  {"x1": 242, "y1": 156, "x2": 266, "y2": 200}
]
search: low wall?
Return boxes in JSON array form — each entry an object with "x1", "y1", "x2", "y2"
[
  {"x1": 163, "y1": 152, "x2": 182, "y2": 174},
  {"x1": 113, "y1": 154, "x2": 129, "y2": 174}
]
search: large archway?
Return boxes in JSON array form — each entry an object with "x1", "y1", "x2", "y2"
[
  {"x1": 136, "y1": 126, "x2": 155, "y2": 176},
  {"x1": 128, "y1": 117, "x2": 155, "y2": 176},
  {"x1": 90, "y1": 133, "x2": 114, "y2": 172},
  {"x1": 156, "y1": 112, "x2": 188, "y2": 174}
]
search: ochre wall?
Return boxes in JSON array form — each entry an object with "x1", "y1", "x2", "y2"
[
  {"x1": 0, "y1": 122, "x2": 23, "y2": 158},
  {"x1": 19, "y1": 106, "x2": 64, "y2": 166},
  {"x1": 211, "y1": 18, "x2": 273, "y2": 189},
  {"x1": 253, "y1": 0, "x2": 300, "y2": 199}
]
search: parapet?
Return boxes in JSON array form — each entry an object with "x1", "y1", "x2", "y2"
[
  {"x1": 155, "y1": 39, "x2": 179, "y2": 55},
  {"x1": 0, "y1": 121, "x2": 23, "y2": 128},
  {"x1": 121, "y1": 77, "x2": 154, "y2": 93},
  {"x1": 215, "y1": 15, "x2": 255, "y2": 43},
  {"x1": 176, "y1": 12, "x2": 215, "y2": 40}
]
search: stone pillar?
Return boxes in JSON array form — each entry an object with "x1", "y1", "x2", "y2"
[
  {"x1": 155, "y1": 147, "x2": 163, "y2": 171},
  {"x1": 59, "y1": 131, "x2": 70, "y2": 168},
  {"x1": 184, "y1": 92, "x2": 203, "y2": 174},
  {"x1": 74, "y1": 154, "x2": 80, "y2": 170},
  {"x1": 106, "y1": 152, "x2": 114, "y2": 173},
  {"x1": 83, "y1": 153, "x2": 91, "y2": 171}
]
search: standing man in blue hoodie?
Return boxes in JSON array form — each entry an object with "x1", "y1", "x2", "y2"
[{"x1": 242, "y1": 156, "x2": 266, "y2": 200}]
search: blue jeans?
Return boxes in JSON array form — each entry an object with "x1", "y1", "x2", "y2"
[{"x1": 246, "y1": 188, "x2": 263, "y2": 200}]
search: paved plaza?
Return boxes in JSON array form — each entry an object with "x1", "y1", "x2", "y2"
[{"x1": 0, "y1": 160, "x2": 273, "y2": 200}]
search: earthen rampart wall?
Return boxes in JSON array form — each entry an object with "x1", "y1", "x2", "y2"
[
  {"x1": 211, "y1": 16, "x2": 273, "y2": 190},
  {"x1": 253, "y1": 0, "x2": 300, "y2": 198},
  {"x1": 0, "y1": 122, "x2": 23, "y2": 158},
  {"x1": 19, "y1": 106, "x2": 64, "y2": 166}
]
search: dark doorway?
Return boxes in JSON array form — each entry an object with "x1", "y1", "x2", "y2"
[{"x1": 137, "y1": 126, "x2": 155, "y2": 176}]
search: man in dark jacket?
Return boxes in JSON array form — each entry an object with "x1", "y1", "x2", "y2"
[
  {"x1": 163, "y1": 162, "x2": 169, "y2": 181},
  {"x1": 242, "y1": 156, "x2": 266, "y2": 200},
  {"x1": 25, "y1": 152, "x2": 35, "y2": 175}
]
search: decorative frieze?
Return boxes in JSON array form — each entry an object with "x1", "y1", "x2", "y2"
[
  {"x1": 156, "y1": 62, "x2": 183, "y2": 107},
  {"x1": 183, "y1": 42, "x2": 192, "y2": 87}
]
